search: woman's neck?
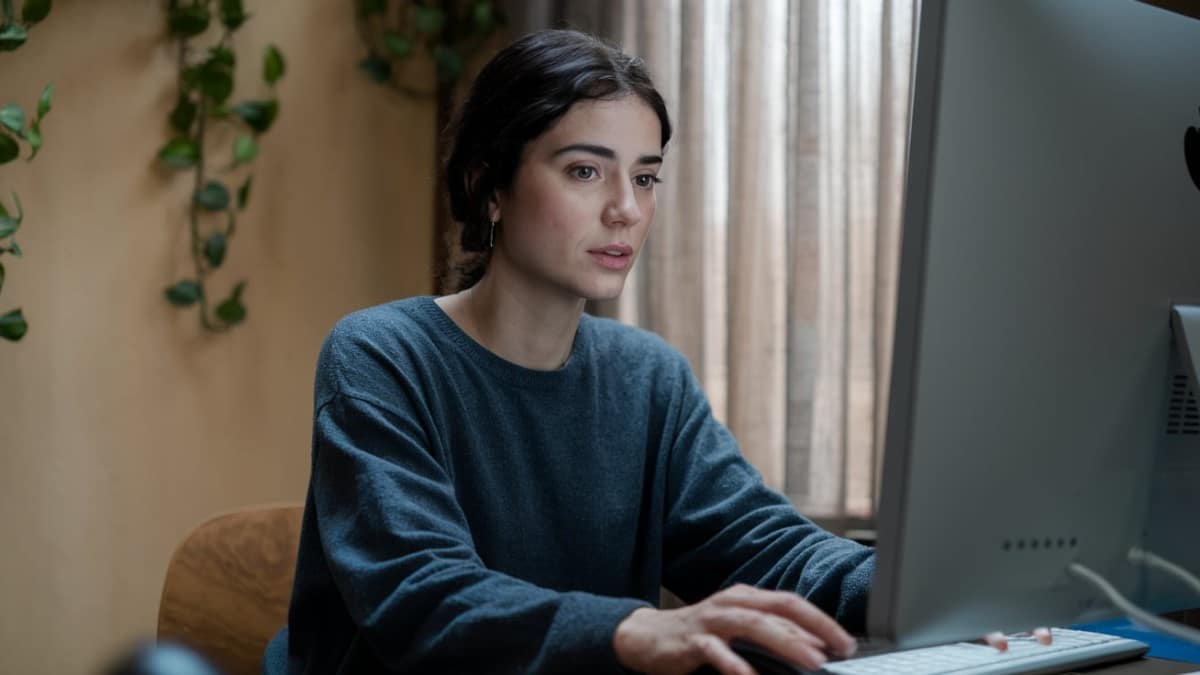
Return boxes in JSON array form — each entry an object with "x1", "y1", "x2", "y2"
[{"x1": 437, "y1": 263, "x2": 586, "y2": 371}]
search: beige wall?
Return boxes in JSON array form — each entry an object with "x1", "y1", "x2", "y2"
[{"x1": 0, "y1": 1, "x2": 434, "y2": 671}]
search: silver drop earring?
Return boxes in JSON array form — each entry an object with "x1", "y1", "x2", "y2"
[{"x1": 488, "y1": 220, "x2": 496, "y2": 249}]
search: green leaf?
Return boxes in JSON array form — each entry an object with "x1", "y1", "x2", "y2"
[
  {"x1": 383, "y1": 32, "x2": 413, "y2": 59},
  {"x1": 36, "y1": 82, "x2": 53, "y2": 120},
  {"x1": 230, "y1": 100, "x2": 278, "y2": 133},
  {"x1": 0, "y1": 260, "x2": 5, "y2": 293},
  {"x1": 169, "y1": 94, "x2": 197, "y2": 133},
  {"x1": 0, "y1": 23, "x2": 28, "y2": 51},
  {"x1": 0, "y1": 133, "x2": 18, "y2": 164},
  {"x1": 216, "y1": 282, "x2": 246, "y2": 325},
  {"x1": 21, "y1": 0, "x2": 52, "y2": 24},
  {"x1": 0, "y1": 105, "x2": 26, "y2": 134},
  {"x1": 186, "y1": 47, "x2": 236, "y2": 103},
  {"x1": 263, "y1": 44, "x2": 285, "y2": 85},
  {"x1": 233, "y1": 134, "x2": 257, "y2": 164},
  {"x1": 208, "y1": 46, "x2": 235, "y2": 68},
  {"x1": 157, "y1": 138, "x2": 199, "y2": 168},
  {"x1": 25, "y1": 123, "x2": 41, "y2": 159},
  {"x1": 204, "y1": 232, "x2": 227, "y2": 268},
  {"x1": 181, "y1": 64, "x2": 202, "y2": 88},
  {"x1": 219, "y1": 0, "x2": 247, "y2": 30},
  {"x1": 0, "y1": 192, "x2": 23, "y2": 239},
  {"x1": 473, "y1": 1, "x2": 495, "y2": 33},
  {"x1": 168, "y1": 5, "x2": 211, "y2": 36},
  {"x1": 237, "y1": 176, "x2": 253, "y2": 210},
  {"x1": 356, "y1": 0, "x2": 387, "y2": 17},
  {"x1": 198, "y1": 68, "x2": 234, "y2": 103},
  {"x1": 414, "y1": 6, "x2": 446, "y2": 34},
  {"x1": 434, "y1": 46, "x2": 465, "y2": 85},
  {"x1": 0, "y1": 308, "x2": 28, "y2": 341},
  {"x1": 0, "y1": 198, "x2": 7, "y2": 217},
  {"x1": 165, "y1": 280, "x2": 203, "y2": 307},
  {"x1": 8, "y1": 240, "x2": 21, "y2": 257},
  {"x1": 194, "y1": 181, "x2": 231, "y2": 211},
  {"x1": 359, "y1": 55, "x2": 392, "y2": 83}
]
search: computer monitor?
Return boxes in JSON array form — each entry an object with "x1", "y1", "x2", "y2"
[{"x1": 868, "y1": 0, "x2": 1200, "y2": 648}]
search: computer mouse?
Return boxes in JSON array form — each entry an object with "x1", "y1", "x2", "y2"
[{"x1": 691, "y1": 639, "x2": 816, "y2": 675}]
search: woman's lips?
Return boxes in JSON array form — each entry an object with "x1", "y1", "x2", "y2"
[
  {"x1": 590, "y1": 251, "x2": 632, "y2": 270},
  {"x1": 588, "y1": 243, "x2": 634, "y2": 271}
]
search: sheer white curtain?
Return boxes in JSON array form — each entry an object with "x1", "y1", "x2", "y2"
[{"x1": 507, "y1": 0, "x2": 915, "y2": 521}]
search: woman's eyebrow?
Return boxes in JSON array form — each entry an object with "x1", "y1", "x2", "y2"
[
  {"x1": 552, "y1": 143, "x2": 614, "y2": 159},
  {"x1": 551, "y1": 143, "x2": 663, "y2": 166}
]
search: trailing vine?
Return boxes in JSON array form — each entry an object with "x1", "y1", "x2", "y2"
[
  {"x1": 355, "y1": 0, "x2": 500, "y2": 94},
  {"x1": 0, "y1": 0, "x2": 53, "y2": 342},
  {"x1": 159, "y1": 0, "x2": 285, "y2": 332},
  {"x1": 354, "y1": 0, "x2": 501, "y2": 289}
]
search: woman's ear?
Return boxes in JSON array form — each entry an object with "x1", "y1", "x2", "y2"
[
  {"x1": 468, "y1": 162, "x2": 501, "y2": 222},
  {"x1": 488, "y1": 194, "x2": 501, "y2": 223},
  {"x1": 465, "y1": 165, "x2": 483, "y2": 200}
]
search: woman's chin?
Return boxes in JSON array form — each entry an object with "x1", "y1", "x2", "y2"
[{"x1": 580, "y1": 279, "x2": 627, "y2": 303}]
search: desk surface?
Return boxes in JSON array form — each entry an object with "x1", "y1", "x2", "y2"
[{"x1": 1072, "y1": 657, "x2": 1196, "y2": 674}]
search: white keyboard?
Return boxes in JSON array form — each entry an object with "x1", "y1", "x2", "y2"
[{"x1": 821, "y1": 628, "x2": 1149, "y2": 675}]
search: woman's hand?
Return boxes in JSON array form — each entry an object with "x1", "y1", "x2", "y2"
[{"x1": 611, "y1": 584, "x2": 857, "y2": 675}]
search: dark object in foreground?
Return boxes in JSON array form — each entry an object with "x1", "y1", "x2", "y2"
[{"x1": 103, "y1": 642, "x2": 223, "y2": 675}]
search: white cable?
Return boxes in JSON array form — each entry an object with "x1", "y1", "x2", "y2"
[
  {"x1": 1067, "y1": 562, "x2": 1200, "y2": 646},
  {"x1": 1128, "y1": 547, "x2": 1200, "y2": 598}
]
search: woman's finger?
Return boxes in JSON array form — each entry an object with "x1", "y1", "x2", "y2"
[
  {"x1": 1033, "y1": 627, "x2": 1052, "y2": 645},
  {"x1": 703, "y1": 602, "x2": 828, "y2": 651},
  {"x1": 714, "y1": 584, "x2": 855, "y2": 657},
  {"x1": 702, "y1": 607, "x2": 831, "y2": 671},
  {"x1": 984, "y1": 631, "x2": 1008, "y2": 651},
  {"x1": 694, "y1": 633, "x2": 755, "y2": 675}
]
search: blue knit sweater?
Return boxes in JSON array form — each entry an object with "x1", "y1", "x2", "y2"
[{"x1": 263, "y1": 296, "x2": 874, "y2": 674}]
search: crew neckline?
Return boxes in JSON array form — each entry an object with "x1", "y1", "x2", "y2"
[{"x1": 414, "y1": 295, "x2": 590, "y2": 389}]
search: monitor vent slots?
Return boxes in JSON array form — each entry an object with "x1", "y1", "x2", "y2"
[
  {"x1": 1001, "y1": 537, "x2": 1077, "y2": 553},
  {"x1": 1166, "y1": 374, "x2": 1200, "y2": 436}
]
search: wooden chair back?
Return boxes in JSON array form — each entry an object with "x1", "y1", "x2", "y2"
[{"x1": 157, "y1": 503, "x2": 303, "y2": 675}]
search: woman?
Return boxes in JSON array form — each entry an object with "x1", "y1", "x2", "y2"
[{"x1": 264, "y1": 29, "x2": 873, "y2": 675}]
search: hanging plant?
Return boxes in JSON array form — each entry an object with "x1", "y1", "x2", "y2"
[
  {"x1": 355, "y1": 0, "x2": 500, "y2": 94},
  {"x1": 0, "y1": 0, "x2": 51, "y2": 52},
  {"x1": 1, "y1": 0, "x2": 53, "y2": 343},
  {"x1": 354, "y1": 0, "x2": 502, "y2": 290},
  {"x1": 159, "y1": 0, "x2": 285, "y2": 332}
]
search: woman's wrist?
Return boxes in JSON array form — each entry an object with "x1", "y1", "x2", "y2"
[{"x1": 613, "y1": 606, "x2": 657, "y2": 670}]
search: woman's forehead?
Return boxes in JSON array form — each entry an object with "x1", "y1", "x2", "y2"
[{"x1": 533, "y1": 98, "x2": 662, "y2": 159}]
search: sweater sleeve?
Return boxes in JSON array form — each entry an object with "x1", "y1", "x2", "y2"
[
  {"x1": 659, "y1": 360, "x2": 875, "y2": 634},
  {"x1": 312, "y1": 391, "x2": 649, "y2": 672}
]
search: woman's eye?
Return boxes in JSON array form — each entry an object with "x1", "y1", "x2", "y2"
[
  {"x1": 571, "y1": 166, "x2": 597, "y2": 180},
  {"x1": 634, "y1": 175, "x2": 662, "y2": 188}
]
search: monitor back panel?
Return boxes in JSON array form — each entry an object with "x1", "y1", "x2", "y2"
[{"x1": 871, "y1": 0, "x2": 1200, "y2": 648}]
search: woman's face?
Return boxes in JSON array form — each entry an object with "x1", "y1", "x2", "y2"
[{"x1": 490, "y1": 95, "x2": 663, "y2": 302}]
